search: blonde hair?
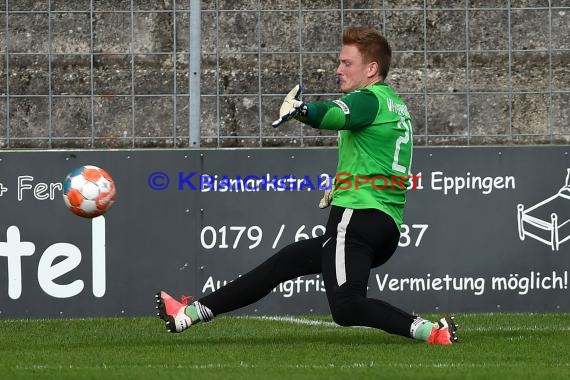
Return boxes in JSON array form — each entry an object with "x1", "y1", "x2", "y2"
[{"x1": 342, "y1": 26, "x2": 392, "y2": 79}]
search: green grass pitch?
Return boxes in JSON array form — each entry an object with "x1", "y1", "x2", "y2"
[{"x1": 1, "y1": 313, "x2": 569, "y2": 379}]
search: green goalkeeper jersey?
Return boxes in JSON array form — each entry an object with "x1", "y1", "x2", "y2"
[{"x1": 301, "y1": 82, "x2": 413, "y2": 227}]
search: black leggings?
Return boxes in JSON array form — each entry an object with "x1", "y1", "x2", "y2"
[{"x1": 199, "y1": 205, "x2": 415, "y2": 338}]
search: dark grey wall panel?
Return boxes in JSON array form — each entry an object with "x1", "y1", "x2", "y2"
[{"x1": 0, "y1": 147, "x2": 568, "y2": 318}]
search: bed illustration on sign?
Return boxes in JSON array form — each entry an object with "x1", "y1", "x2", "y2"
[{"x1": 517, "y1": 169, "x2": 570, "y2": 252}]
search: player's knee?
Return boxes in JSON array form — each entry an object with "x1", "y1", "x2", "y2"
[
  {"x1": 329, "y1": 291, "x2": 364, "y2": 327},
  {"x1": 330, "y1": 299, "x2": 363, "y2": 326},
  {"x1": 331, "y1": 307, "x2": 353, "y2": 326}
]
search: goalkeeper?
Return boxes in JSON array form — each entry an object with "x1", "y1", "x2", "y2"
[{"x1": 156, "y1": 26, "x2": 457, "y2": 345}]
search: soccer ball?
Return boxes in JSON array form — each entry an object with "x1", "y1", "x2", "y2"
[{"x1": 63, "y1": 165, "x2": 117, "y2": 218}]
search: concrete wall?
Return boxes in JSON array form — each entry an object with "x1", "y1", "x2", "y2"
[{"x1": 0, "y1": 0, "x2": 568, "y2": 148}]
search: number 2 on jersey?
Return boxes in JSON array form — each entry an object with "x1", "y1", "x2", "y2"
[{"x1": 392, "y1": 118, "x2": 412, "y2": 174}]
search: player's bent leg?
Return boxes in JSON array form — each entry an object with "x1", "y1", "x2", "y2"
[
  {"x1": 326, "y1": 277, "x2": 459, "y2": 344},
  {"x1": 322, "y1": 207, "x2": 460, "y2": 343},
  {"x1": 327, "y1": 280, "x2": 416, "y2": 336},
  {"x1": 322, "y1": 208, "x2": 414, "y2": 335}
]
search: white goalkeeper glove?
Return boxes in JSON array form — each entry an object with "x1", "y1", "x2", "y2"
[
  {"x1": 318, "y1": 176, "x2": 334, "y2": 209},
  {"x1": 272, "y1": 84, "x2": 307, "y2": 128},
  {"x1": 318, "y1": 188, "x2": 333, "y2": 209}
]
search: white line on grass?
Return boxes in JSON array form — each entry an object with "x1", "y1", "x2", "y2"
[
  {"x1": 240, "y1": 315, "x2": 570, "y2": 332},
  {"x1": 242, "y1": 315, "x2": 340, "y2": 328},
  {"x1": 15, "y1": 362, "x2": 570, "y2": 371}
]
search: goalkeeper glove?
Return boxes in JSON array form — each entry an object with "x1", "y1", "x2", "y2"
[
  {"x1": 272, "y1": 84, "x2": 307, "y2": 128},
  {"x1": 318, "y1": 188, "x2": 333, "y2": 209},
  {"x1": 318, "y1": 176, "x2": 334, "y2": 209}
]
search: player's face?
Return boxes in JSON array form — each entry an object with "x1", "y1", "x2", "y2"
[{"x1": 336, "y1": 44, "x2": 376, "y2": 93}]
